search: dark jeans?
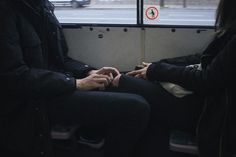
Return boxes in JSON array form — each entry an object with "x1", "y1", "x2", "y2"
[
  {"x1": 113, "y1": 75, "x2": 204, "y2": 157},
  {"x1": 47, "y1": 90, "x2": 150, "y2": 157},
  {"x1": 116, "y1": 75, "x2": 204, "y2": 130}
]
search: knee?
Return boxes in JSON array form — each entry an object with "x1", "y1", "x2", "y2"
[{"x1": 126, "y1": 94, "x2": 150, "y2": 120}]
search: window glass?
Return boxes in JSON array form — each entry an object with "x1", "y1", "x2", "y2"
[
  {"x1": 49, "y1": 0, "x2": 137, "y2": 24},
  {"x1": 49, "y1": 0, "x2": 220, "y2": 26},
  {"x1": 144, "y1": 0, "x2": 220, "y2": 26}
]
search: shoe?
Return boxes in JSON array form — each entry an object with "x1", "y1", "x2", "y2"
[
  {"x1": 77, "y1": 135, "x2": 105, "y2": 149},
  {"x1": 51, "y1": 125, "x2": 78, "y2": 140},
  {"x1": 169, "y1": 130, "x2": 199, "y2": 155}
]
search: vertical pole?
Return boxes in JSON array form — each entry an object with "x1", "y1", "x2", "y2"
[
  {"x1": 141, "y1": 0, "x2": 144, "y2": 25},
  {"x1": 160, "y1": 0, "x2": 164, "y2": 7},
  {"x1": 183, "y1": 0, "x2": 187, "y2": 8},
  {"x1": 137, "y1": 0, "x2": 140, "y2": 24}
]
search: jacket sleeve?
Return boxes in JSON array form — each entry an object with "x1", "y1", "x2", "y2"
[
  {"x1": 59, "y1": 28, "x2": 96, "y2": 78},
  {"x1": 146, "y1": 35, "x2": 236, "y2": 95},
  {"x1": 0, "y1": 8, "x2": 76, "y2": 99},
  {"x1": 154, "y1": 53, "x2": 201, "y2": 66}
]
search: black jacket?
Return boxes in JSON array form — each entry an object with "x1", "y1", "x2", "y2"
[
  {"x1": 146, "y1": 26, "x2": 236, "y2": 156},
  {"x1": 0, "y1": 0, "x2": 94, "y2": 156}
]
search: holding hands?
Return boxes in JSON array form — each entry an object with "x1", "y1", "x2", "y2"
[
  {"x1": 112, "y1": 62, "x2": 152, "y2": 87},
  {"x1": 75, "y1": 62, "x2": 151, "y2": 90},
  {"x1": 88, "y1": 67, "x2": 120, "y2": 78},
  {"x1": 76, "y1": 67, "x2": 120, "y2": 90}
]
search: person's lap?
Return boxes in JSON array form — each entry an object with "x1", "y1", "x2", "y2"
[
  {"x1": 46, "y1": 90, "x2": 150, "y2": 157},
  {"x1": 45, "y1": 75, "x2": 203, "y2": 157},
  {"x1": 46, "y1": 90, "x2": 149, "y2": 127},
  {"x1": 46, "y1": 74, "x2": 202, "y2": 131},
  {"x1": 111, "y1": 75, "x2": 203, "y2": 157},
  {"x1": 112, "y1": 75, "x2": 204, "y2": 132}
]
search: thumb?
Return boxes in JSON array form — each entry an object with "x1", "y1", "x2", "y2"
[{"x1": 112, "y1": 74, "x2": 121, "y2": 87}]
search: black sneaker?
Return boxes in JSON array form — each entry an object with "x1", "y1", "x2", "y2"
[
  {"x1": 169, "y1": 130, "x2": 199, "y2": 155},
  {"x1": 77, "y1": 135, "x2": 105, "y2": 149}
]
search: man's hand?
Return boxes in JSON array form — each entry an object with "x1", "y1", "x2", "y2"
[
  {"x1": 112, "y1": 74, "x2": 121, "y2": 87},
  {"x1": 126, "y1": 62, "x2": 151, "y2": 79},
  {"x1": 76, "y1": 74, "x2": 112, "y2": 91},
  {"x1": 88, "y1": 67, "x2": 120, "y2": 78}
]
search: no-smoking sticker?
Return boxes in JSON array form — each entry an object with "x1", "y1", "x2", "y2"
[
  {"x1": 144, "y1": 5, "x2": 160, "y2": 22},
  {"x1": 146, "y1": 7, "x2": 159, "y2": 20}
]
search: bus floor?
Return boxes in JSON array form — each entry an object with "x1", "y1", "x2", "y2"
[{"x1": 53, "y1": 124, "x2": 197, "y2": 157}]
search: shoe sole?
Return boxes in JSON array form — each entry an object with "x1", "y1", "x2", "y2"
[
  {"x1": 77, "y1": 138, "x2": 105, "y2": 149},
  {"x1": 169, "y1": 142, "x2": 199, "y2": 155}
]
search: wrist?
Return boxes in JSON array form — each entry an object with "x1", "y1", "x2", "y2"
[{"x1": 76, "y1": 79, "x2": 83, "y2": 90}]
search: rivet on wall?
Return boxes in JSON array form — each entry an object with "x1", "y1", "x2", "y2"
[
  {"x1": 196, "y1": 29, "x2": 206, "y2": 34},
  {"x1": 171, "y1": 28, "x2": 176, "y2": 33}
]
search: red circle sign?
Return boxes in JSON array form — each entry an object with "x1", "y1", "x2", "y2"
[{"x1": 145, "y1": 7, "x2": 159, "y2": 20}]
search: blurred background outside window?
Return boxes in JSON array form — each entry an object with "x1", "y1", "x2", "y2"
[{"x1": 50, "y1": 0, "x2": 220, "y2": 26}]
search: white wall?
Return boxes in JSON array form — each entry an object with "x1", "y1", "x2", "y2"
[{"x1": 64, "y1": 27, "x2": 215, "y2": 71}]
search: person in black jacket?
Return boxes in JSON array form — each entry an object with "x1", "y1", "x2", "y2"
[
  {"x1": 111, "y1": 0, "x2": 236, "y2": 156},
  {"x1": 0, "y1": 0, "x2": 150, "y2": 157}
]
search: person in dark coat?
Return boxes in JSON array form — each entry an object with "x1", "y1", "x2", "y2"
[
  {"x1": 0, "y1": 0, "x2": 150, "y2": 157},
  {"x1": 112, "y1": 0, "x2": 236, "y2": 156}
]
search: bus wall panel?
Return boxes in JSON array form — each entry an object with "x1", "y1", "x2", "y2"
[{"x1": 64, "y1": 27, "x2": 215, "y2": 71}]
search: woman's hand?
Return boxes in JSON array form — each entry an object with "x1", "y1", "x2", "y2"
[
  {"x1": 76, "y1": 74, "x2": 112, "y2": 91},
  {"x1": 126, "y1": 62, "x2": 151, "y2": 79}
]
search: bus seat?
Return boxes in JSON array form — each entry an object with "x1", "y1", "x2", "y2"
[{"x1": 169, "y1": 130, "x2": 199, "y2": 155}]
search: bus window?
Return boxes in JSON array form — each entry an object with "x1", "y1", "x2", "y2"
[
  {"x1": 49, "y1": 0, "x2": 220, "y2": 26},
  {"x1": 144, "y1": 0, "x2": 220, "y2": 26},
  {"x1": 49, "y1": 0, "x2": 137, "y2": 24}
]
